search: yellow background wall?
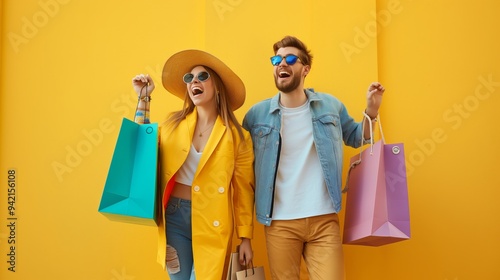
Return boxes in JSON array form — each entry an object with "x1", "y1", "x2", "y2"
[{"x1": 1, "y1": 0, "x2": 499, "y2": 279}]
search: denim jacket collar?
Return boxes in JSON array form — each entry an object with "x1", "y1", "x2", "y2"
[{"x1": 270, "y1": 88, "x2": 321, "y2": 114}]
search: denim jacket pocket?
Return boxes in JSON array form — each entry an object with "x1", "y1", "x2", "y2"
[
  {"x1": 250, "y1": 125, "x2": 273, "y2": 150},
  {"x1": 317, "y1": 114, "x2": 341, "y2": 141}
]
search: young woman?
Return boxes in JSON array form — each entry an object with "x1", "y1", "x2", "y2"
[{"x1": 132, "y1": 50, "x2": 254, "y2": 280}]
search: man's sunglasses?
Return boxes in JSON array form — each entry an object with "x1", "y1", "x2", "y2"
[
  {"x1": 270, "y1": 54, "x2": 302, "y2": 66},
  {"x1": 183, "y1": 71, "x2": 211, "y2": 84}
]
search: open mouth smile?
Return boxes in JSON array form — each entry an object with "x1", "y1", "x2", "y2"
[
  {"x1": 192, "y1": 86, "x2": 204, "y2": 96},
  {"x1": 278, "y1": 70, "x2": 291, "y2": 79}
]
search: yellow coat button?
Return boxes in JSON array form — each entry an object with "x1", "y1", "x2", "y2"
[
  {"x1": 194, "y1": 186, "x2": 200, "y2": 192},
  {"x1": 218, "y1": 187, "x2": 225, "y2": 193},
  {"x1": 213, "y1": 220, "x2": 220, "y2": 227}
]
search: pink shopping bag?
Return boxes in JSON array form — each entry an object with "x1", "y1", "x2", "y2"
[{"x1": 342, "y1": 113, "x2": 410, "y2": 246}]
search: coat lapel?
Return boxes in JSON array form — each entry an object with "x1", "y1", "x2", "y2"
[
  {"x1": 194, "y1": 116, "x2": 226, "y2": 178},
  {"x1": 185, "y1": 109, "x2": 197, "y2": 142},
  {"x1": 163, "y1": 110, "x2": 196, "y2": 180}
]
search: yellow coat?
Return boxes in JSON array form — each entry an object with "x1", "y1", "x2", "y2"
[{"x1": 156, "y1": 109, "x2": 255, "y2": 279}]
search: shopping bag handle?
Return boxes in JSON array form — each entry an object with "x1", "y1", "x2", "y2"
[
  {"x1": 342, "y1": 111, "x2": 385, "y2": 193},
  {"x1": 243, "y1": 260, "x2": 255, "y2": 277},
  {"x1": 363, "y1": 111, "x2": 386, "y2": 153},
  {"x1": 134, "y1": 83, "x2": 150, "y2": 123}
]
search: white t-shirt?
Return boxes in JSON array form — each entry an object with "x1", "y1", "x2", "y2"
[
  {"x1": 273, "y1": 101, "x2": 335, "y2": 220},
  {"x1": 175, "y1": 144, "x2": 202, "y2": 186}
]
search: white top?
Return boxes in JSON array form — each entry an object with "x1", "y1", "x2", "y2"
[
  {"x1": 273, "y1": 101, "x2": 335, "y2": 220},
  {"x1": 175, "y1": 144, "x2": 202, "y2": 186}
]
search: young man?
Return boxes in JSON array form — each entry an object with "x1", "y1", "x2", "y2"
[{"x1": 243, "y1": 36, "x2": 385, "y2": 280}]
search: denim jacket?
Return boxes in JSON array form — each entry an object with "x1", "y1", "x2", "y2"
[{"x1": 243, "y1": 88, "x2": 365, "y2": 226}]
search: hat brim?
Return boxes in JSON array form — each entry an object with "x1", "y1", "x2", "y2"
[{"x1": 162, "y1": 50, "x2": 245, "y2": 111}]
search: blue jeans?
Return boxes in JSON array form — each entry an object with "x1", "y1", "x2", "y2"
[{"x1": 165, "y1": 197, "x2": 195, "y2": 280}]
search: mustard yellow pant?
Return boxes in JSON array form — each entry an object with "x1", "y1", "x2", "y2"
[{"x1": 264, "y1": 213, "x2": 345, "y2": 280}]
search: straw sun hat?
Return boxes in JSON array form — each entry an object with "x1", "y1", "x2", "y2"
[{"x1": 162, "y1": 49, "x2": 246, "y2": 110}]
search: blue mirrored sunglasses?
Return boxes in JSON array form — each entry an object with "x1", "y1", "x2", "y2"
[
  {"x1": 183, "y1": 71, "x2": 210, "y2": 83},
  {"x1": 270, "y1": 54, "x2": 301, "y2": 66}
]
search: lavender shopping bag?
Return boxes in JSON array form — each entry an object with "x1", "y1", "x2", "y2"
[{"x1": 342, "y1": 114, "x2": 410, "y2": 246}]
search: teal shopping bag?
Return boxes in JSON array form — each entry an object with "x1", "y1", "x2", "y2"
[{"x1": 99, "y1": 118, "x2": 159, "y2": 226}]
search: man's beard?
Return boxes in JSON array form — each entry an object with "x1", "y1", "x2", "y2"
[{"x1": 275, "y1": 73, "x2": 301, "y2": 93}]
